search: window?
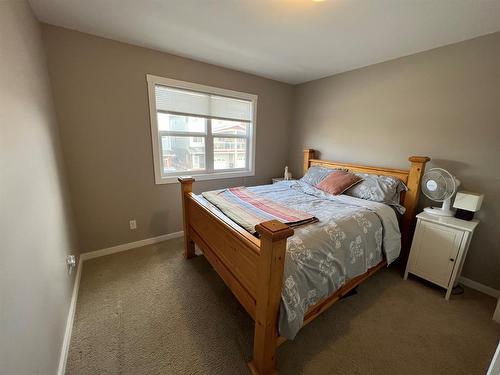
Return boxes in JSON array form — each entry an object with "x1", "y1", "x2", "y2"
[{"x1": 147, "y1": 75, "x2": 257, "y2": 184}]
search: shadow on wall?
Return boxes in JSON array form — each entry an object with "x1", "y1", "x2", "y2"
[{"x1": 429, "y1": 158, "x2": 471, "y2": 178}]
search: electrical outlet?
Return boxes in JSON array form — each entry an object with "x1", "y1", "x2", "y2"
[
  {"x1": 129, "y1": 219, "x2": 137, "y2": 230},
  {"x1": 66, "y1": 255, "x2": 76, "y2": 275}
]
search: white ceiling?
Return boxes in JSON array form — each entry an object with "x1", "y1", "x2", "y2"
[{"x1": 30, "y1": 0, "x2": 500, "y2": 84}]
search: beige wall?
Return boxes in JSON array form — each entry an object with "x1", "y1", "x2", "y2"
[
  {"x1": 40, "y1": 22, "x2": 498, "y2": 289},
  {"x1": 290, "y1": 32, "x2": 500, "y2": 289},
  {"x1": 0, "y1": 2, "x2": 78, "y2": 374},
  {"x1": 42, "y1": 25, "x2": 294, "y2": 252}
]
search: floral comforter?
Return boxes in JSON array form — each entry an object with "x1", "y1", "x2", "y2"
[{"x1": 201, "y1": 180, "x2": 401, "y2": 339}]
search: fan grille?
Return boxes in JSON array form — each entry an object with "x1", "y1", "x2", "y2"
[{"x1": 421, "y1": 168, "x2": 456, "y2": 202}]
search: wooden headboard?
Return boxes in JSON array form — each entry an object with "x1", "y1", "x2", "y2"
[{"x1": 303, "y1": 149, "x2": 430, "y2": 257}]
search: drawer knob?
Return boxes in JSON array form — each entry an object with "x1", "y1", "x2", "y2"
[{"x1": 449, "y1": 258, "x2": 455, "y2": 262}]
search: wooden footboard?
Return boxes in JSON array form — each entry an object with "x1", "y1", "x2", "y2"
[
  {"x1": 179, "y1": 177, "x2": 292, "y2": 375},
  {"x1": 178, "y1": 149, "x2": 429, "y2": 375}
]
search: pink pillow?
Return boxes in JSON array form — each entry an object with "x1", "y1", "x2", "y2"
[{"x1": 315, "y1": 170, "x2": 363, "y2": 195}]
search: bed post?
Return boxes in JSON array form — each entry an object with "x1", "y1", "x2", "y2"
[
  {"x1": 248, "y1": 220, "x2": 294, "y2": 375},
  {"x1": 178, "y1": 177, "x2": 196, "y2": 259},
  {"x1": 401, "y1": 156, "x2": 430, "y2": 258},
  {"x1": 303, "y1": 148, "x2": 316, "y2": 175}
]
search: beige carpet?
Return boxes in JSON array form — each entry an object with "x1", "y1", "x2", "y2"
[{"x1": 67, "y1": 237, "x2": 500, "y2": 375}]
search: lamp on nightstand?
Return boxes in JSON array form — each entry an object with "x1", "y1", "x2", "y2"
[{"x1": 453, "y1": 191, "x2": 484, "y2": 221}]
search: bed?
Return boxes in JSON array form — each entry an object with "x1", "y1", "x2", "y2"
[{"x1": 178, "y1": 149, "x2": 430, "y2": 375}]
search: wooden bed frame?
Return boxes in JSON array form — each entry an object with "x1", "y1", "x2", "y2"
[{"x1": 178, "y1": 149, "x2": 430, "y2": 375}]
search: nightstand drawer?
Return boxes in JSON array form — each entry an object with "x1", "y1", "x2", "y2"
[{"x1": 408, "y1": 220, "x2": 464, "y2": 288}]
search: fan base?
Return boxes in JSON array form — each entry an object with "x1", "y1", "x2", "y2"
[{"x1": 424, "y1": 206, "x2": 455, "y2": 217}]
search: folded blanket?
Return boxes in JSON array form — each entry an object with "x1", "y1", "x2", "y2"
[{"x1": 202, "y1": 187, "x2": 318, "y2": 235}]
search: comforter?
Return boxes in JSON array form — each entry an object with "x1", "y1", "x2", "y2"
[{"x1": 201, "y1": 180, "x2": 401, "y2": 339}]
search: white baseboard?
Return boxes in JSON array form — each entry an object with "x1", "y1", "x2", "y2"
[
  {"x1": 80, "y1": 231, "x2": 184, "y2": 261},
  {"x1": 57, "y1": 255, "x2": 83, "y2": 375},
  {"x1": 487, "y1": 341, "x2": 500, "y2": 375},
  {"x1": 459, "y1": 276, "x2": 500, "y2": 298},
  {"x1": 57, "y1": 231, "x2": 183, "y2": 374}
]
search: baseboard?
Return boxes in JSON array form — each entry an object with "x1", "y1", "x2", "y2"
[
  {"x1": 57, "y1": 255, "x2": 83, "y2": 375},
  {"x1": 57, "y1": 231, "x2": 183, "y2": 374},
  {"x1": 459, "y1": 276, "x2": 500, "y2": 298},
  {"x1": 80, "y1": 231, "x2": 184, "y2": 261},
  {"x1": 487, "y1": 341, "x2": 500, "y2": 375}
]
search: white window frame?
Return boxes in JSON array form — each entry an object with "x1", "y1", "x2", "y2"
[{"x1": 146, "y1": 74, "x2": 257, "y2": 184}]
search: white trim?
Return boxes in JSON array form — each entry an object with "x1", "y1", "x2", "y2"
[
  {"x1": 459, "y1": 276, "x2": 500, "y2": 298},
  {"x1": 80, "y1": 231, "x2": 184, "y2": 261},
  {"x1": 146, "y1": 74, "x2": 258, "y2": 101},
  {"x1": 487, "y1": 341, "x2": 500, "y2": 375},
  {"x1": 57, "y1": 231, "x2": 183, "y2": 373},
  {"x1": 157, "y1": 170, "x2": 255, "y2": 184},
  {"x1": 57, "y1": 255, "x2": 83, "y2": 375},
  {"x1": 146, "y1": 74, "x2": 257, "y2": 185}
]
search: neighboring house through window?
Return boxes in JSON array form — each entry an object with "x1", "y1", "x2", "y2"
[{"x1": 147, "y1": 75, "x2": 257, "y2": 184}]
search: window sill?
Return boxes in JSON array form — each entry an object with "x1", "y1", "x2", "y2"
[{"x1": 156, "y1": 170, "x2": 255, "y2": 184}]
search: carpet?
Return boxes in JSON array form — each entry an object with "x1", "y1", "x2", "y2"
[{"x1": 66, "y1": 237, "x2": 500, "y2": 374}]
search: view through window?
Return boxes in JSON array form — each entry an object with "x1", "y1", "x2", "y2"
[{"x1": 147, "y1": 76, "x2": 257, "y2": 183}]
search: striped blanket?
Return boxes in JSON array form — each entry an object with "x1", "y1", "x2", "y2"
[{"x1": 202, "y1": 187, "x2": 318, "y2": 235}]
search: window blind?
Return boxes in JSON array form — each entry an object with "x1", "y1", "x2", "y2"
[{"x1": 155, "y1": 85, "x2": 253, "y2": 122}]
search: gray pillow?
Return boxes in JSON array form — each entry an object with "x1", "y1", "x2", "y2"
[
  {"x1": 300, "y1": 166, "x2": 335, "y2": 186},
  {"x1": 344, "y1": 173, "x2": 408, "y2": 213}
]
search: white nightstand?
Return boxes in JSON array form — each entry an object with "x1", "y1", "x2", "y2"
[{"x1": 404, "y1": 212, "x2": 479, "y2": 300}]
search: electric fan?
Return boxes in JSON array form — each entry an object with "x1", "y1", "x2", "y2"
[{"x1": 421, "y1": 168, "x2": 460, "y2": 217}]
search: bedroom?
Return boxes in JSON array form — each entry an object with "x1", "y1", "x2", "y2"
[{"x1": 1, "y1": 0, "x2": 499, "y2": 374}]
